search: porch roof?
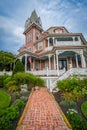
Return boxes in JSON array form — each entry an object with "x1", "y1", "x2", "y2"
[{"x1": 17, "y1": 45, "x2": 87, "y2": 60}]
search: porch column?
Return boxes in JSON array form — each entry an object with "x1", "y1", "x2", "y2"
[
  {"x1": 25, "y1": 54, "x2": 27, "y2": 72},
  {"x1": 53, "y1": 37, "x2": 55, "y2": 46},
  {"x1": 33, "y1": 59, "x2": 35, "y2": 70},
  {"x1": 40, "y1": 60, "x2": 41, "y2": 70},
  {"x1": 54, "y1": 54, "x2": 56, "y2": 69},
  {"x1": 48, "y1": 55, "x2": 51, "y2": 70},
  {"x1": 75, "y1": 54, "x2": 78, "y2": 68},
  {"x1": 47, "y1": 37, "x2": 49, "y2": 47},
  {"x1": 81, "y1": 54, "x2": 86, "y2": 68},
  {"x1": 56, "y1": 54, "x2": 59, "y2": 75}
]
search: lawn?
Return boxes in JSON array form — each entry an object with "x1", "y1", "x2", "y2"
[{"x1": 0, "y1": 89, "x2": 11, "y2": 110}]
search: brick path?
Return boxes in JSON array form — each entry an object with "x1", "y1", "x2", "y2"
[{"x1": 16, "y1": 88, "x2": 71, "y2": 130}]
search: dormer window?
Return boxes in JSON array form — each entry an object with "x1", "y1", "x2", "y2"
[{"x1": 36, "y1": 32, "x2": 39, "y2": 40}]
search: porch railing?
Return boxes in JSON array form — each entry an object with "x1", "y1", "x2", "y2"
[
  {"x1": 27, "y1": 68, "x2": 65, "y2": 76},
  {"x1": 0, "y1": 71, "x2": 12, "y2": 76}
]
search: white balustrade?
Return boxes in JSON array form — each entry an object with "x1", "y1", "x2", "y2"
[
  {"x1": 45, "y1": 46, "x2": 53, "y2": 51},
  {"x1": 55, "y1": 41, "x2": 81, "y2": 46},
  {"x1": 0, "y1": 71, "x2": 12, "y2": 76},
  {"x1": 27, "y1": 68, "x2": 65, "y2": 76}
]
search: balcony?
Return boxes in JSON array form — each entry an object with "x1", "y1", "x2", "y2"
[{"x1": 54, "y1": 41, "x2": 81, "y2": 46}]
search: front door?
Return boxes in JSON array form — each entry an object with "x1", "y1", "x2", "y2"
[{"x1": 59, "y1": 59, "x2": 67, "y2": 70}]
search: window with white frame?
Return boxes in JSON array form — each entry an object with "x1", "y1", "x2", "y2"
[
  {"x1": 36, "y1": 32, "x2": 39, "y2": 40},
  {"x1": 28, "y1": 48, "x2": 32, "y2": 52},
  {"x1": 27, "y1": 33, "x2": 32, "y2": 42},
  {"x1": 38, "y1": 42, "x2": 42, "y2": 50}
]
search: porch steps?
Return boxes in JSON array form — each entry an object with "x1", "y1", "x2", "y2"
[{"x1": 51, "y1": 68, "x2": 87, "y2": 92}]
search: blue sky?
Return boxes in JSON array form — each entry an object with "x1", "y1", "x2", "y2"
[{"x1": 0, "y1": 0, "x2": 87, "y2": 54}]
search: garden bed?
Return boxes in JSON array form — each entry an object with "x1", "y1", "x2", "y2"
[{"x1": 53, "y1": 91, "x2": 87, "y2": 129}]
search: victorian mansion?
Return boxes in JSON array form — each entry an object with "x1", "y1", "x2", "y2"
[{"x1": 17, "y1": 10, "x2": 87, "y2": 89}]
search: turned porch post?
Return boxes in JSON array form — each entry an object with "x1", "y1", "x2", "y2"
[
  {"x1": 48, "y1": 55, "x2": 51, "y2": 70},
  {"x1": 25, "y1": 54, "x2": 27, "y2": 72},
  {"x1": 56, "y1": 53, "x2": 59, "y2": 75},
  {"x1": 75, "y1": 54, "x2": 78, "y2": 68},
  {"x1": 54, "y1": 54, "x2": 56, "y2": 69}
]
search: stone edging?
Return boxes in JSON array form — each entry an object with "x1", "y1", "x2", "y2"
[{"x1": 50, "y1": 93, "x2": 72, "y2": 130}]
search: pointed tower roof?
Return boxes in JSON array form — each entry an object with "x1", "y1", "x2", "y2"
[
  {"x1": 30, "y1": 10, "x2": 38, "y2": 22},
  {"x1": 24, "y1": 10, "x2": 43, "y2": 33}
]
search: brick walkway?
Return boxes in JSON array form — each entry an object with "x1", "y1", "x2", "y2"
[{"x1": 16, "y1": 88, "x2": 71, "y2": 130}]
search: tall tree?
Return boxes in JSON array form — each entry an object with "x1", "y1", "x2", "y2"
[
  {"x1": 0, "y1": 50, "x2": 15, "y2": 71},
  {"x1": 12, "y1": 60, "x2": 24, "y2": 75}
]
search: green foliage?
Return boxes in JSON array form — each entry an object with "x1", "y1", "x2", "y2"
[
  {"x1": 0, "y1": 90, "x2": 11, "y2": 110},
  {"x1": 0, "y1": 75, "x2": 4, "y2": 87},
  {"x1": 81, "y1": 101, "x2": 87, "y2": 119},
  {"x1": 12, "y1": 60, "x2": 24, "y2": 75},
  {"x1": 0, "y1": 116, "x2": 12, "y2": 130},
  {"x1": 0, "y1": 99, "x2": 25, "y2": 130},
  {"x1": 0, "y1": 50, "x2": 15, "y2": 71},
  {"x1": 60, "y1": 101, "x2": 69, "y2": 107},
  {"x1": 13, "y1": 99, "x2": 25, "y2": 109},
  {"x1": 4, "y1": 77, "x2": 12, "y2": 88},
  {"x1": 57, "y1": 77, "x2": 87, "y2": 102},
  {"x1": 0, "y1": 74, "x2": 10, "y2": 87},
  {"x1": 13, "y1": 72, "x2": 45, "y2": 90},
  {"x1": 34, "y1": 77, "x2": 45, "y2": 87},
  {"x1": 70, "y1": 101, "x2": 77, "y2": 107},
  {"x1": 14, "y1": 92, "x2": 20, "y2": 99},
  {"x1": 57, "y1": 77, "x2": 79, "y2": 92},
  {"x1": 0, "y1": 90, "x2": 11, "y2": 116},
  {"x1": 8, "y1": 85, "x2": 18, "y2": 92},
  {"x1": 62, "y1": 92, "x2": 75, "y2": 102},
  {"x1": 67, "y1": 109, "x2": 87, "y2": 130}
]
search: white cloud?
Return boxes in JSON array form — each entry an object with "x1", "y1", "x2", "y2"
[{"x1": 0, "y1": 16, "x2": 24, "y2": 45}]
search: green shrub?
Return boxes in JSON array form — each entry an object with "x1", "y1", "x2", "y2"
[
  {"x1": 0, "y1": 105, "x2": 20, "y2": 130},
  {"x1": 0, "y1": 75, "x2": 4, "y2": 87},
  {"x1": 12, "y1": 60, "x2": 24, "y2": 75},
  {"x1": 14, "y1": 92, "x2": 20, "y2": 99},
  {"x1": 5, "y1": 79, "x2": 19, "y2": 92},
  {"x1": 8, "y1": 85, "x2": 18, "y2": 92},
  {"x1": 60, "y1": 101, "x2": 69, "y2": 107},
  {"x1": 13, "y1": 99, "x2": 25, "y2": 109},
  {"x1": 57, "y1": 77, "x2": 79, "y2": 92},
  {"x1": 0, "y1": 74, "x2": 11, "y2": 88},
  {"x1": 62, "y1": 92, "x2": 75, "y2": 102},
  {"x1": 12, "y1": 72, "x2": 44, "y2": 90},
  {"x1": 34, "y1": 77, "x2": 45, "y2": 87},
  {"x1": 0, "y1": 90, "x2": 11, "y2": 110},
  {"x1": 0, "y1": 116, "x2": 12, "y2": 130},
  {"x1": 4, "y1": 77, "x2": 12, "y2": 88},
  {"x1": 81, "y1": 101, "x2": 87, "y2": 119},
  {"x1": 70, "y1": 101, "x2": 77, "y2": 107},
  {"x1": 67, "y1": 109, "x2": 87, "y2": 130}
]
